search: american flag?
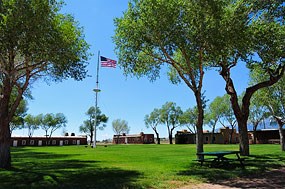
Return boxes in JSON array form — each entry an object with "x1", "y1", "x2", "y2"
[{"x1": 100, "y1": 56, "x2": 117, "y2": 68}]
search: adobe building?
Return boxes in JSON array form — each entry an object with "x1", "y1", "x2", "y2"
[
  {"x1": 11, "y1": 135, "x2": 87, "y2": 147},
  {"x1": 113, "y1": 132, "x2": 154, "y2": 144},
  {"x1": 175, "y1": 127, "x2": 239, "y2": 144},
  {"x1": 248, "y1": 129, "x2": 285, "y2": 144}
]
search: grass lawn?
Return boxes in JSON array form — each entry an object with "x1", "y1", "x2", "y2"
[{"x1": 0, "y1": 144, "x2": 284, "y2": 189}]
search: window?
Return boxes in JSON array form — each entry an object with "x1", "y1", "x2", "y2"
[
  {"x1": 64, "y1": 140, "x2": 69, "y2": 145},
  {"x1": 52, "y1": 140, "x2": 56, "y2": 145},
  {"x1": 205, "y1": 137, "x2": 209, "y2": 142},
  {"x1": 13, "y1": 140, "x2": 18, "y2": 147},
  {"x1": 72, "y1": 140, "x2": 76, "y2": 145},
  {"x1": 213, "y1": 137, "x2": 216, "y2": 141},
  {"x1": 30, "y1": 140, "x2": 34, "y2": 145},
  {"x1": 22, "y1": 140, "x2": 26, "y2": 145}
]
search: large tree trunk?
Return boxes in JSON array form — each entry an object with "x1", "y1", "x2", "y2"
[
  {"x1": 229, "y1": 93, "x2": 250, "y2": 155},
  {"x1": 155, "y1": 131, "x2": 160, "y2": 144},
  {"x1": 116, "y1": 135, "x2": 120, "y2": 144},
  {"x1": 275, "y1": 118, "x2": 285, "y2": 151},
  {"x1": 253, "y1": 122, "x2": 258, "y2": 144},
  {"x1": 167, "y1": 125, "x2": 172, "y2": 144},
  {"x1": 211, "y1": 120, "x2": 217, "y2": 144},
  {"x1": 220, "y1": 68, "x2": 250, "y2": 156},
  {"x1": 90, "y1": 125, "x2": 94, "y2": 145},
  {"x1": 229, "y1": 125, "x2": 235, "y2": 144},
  {"x1": 170, "y1": 127, "x2": 176, "y2": 144},
  {"x1": 253, "y1": 129, "x2": 257, "y2": 144},
  {"x1": 195, "y1": 91, "x2": 204, "y2": 157},
  {"x1": 237, "y1": 118, "x2": 250, "y2": 155},
  {"x1": 0, "y1": 96, "x2": 12, "y2": 169},
  {"x1": 279, "y1": 126, "x2": 285, "y2": 151},
  {"x1": 0, "y1": 125, "x2": 11, "y2": 169},
  {"x1": 169, "y1": 133, "x2": 173, "y2": 144},
  {"x1": 0, "y1": 75, "x2": 24, "y2": 169},
  {"x1": 220, "y1": 64, "x2": 285, "y2": 156}
]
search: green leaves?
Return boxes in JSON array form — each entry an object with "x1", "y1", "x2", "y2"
[
  {"x1": 0, "y1": 0, "x2": 90, "y2": 81},
  {"x1": 79, "y1": 106, "x2": 109, "y2": 138},
  {"x1": 112, "y1": 119, "x2": 130, "y2": 135},
  {"x1": 114, "y1": 0, "x2": 204, "y2": 80},
  {"x1": 0, "y1": 2, "x2": 90, "y2": 168}
]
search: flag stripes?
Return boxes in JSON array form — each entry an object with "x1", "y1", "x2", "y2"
[{"x1": 100, "y1": 56, "x2": 116, "y2": 68}]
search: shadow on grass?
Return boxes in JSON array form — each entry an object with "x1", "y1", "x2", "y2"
[
  {"x1": 0, "y1": 148, "x2": 144, "y2": 189},
  {"x1": 178, "y1": 153, "x2": 285, "y2": 186},
  {"x1": 12, "y1": 147, "x2": 82, "y2": 160}
]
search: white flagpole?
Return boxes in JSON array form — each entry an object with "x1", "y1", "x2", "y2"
[{"x1": 93, "y1": 50, "x2": 101, "y2": 148}]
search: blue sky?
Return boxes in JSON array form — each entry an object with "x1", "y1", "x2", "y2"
[{"x1": 14, "y1": 0, "x2": 249, "y2": 141}]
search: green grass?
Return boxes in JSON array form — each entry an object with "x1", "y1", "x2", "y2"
[{"x1": 0, "y1": 144, "x2": 284, "y2": 189}]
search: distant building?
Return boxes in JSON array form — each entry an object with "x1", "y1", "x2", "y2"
[
  {"x1": 11, "y1": 135, "x2": 87, "y2": 147},
  {"x1": 248, "y1": 129, "x2": 285, "y2": 144},
  {"x1": 113, "y1": 132, "x2": 154, "y2": 144},
  {"x1": 175, "y1": 127, "x2": 239, "y2": 144},
  {"x1": 175, "y1": 130, "x2": 195, "y2": 144}
]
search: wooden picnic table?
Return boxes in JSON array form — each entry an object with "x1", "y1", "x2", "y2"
[{"x1": 196, "y1": 150, "x2": 245, "y2": 167}]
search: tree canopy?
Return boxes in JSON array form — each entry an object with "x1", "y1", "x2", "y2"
[
  {"x1": 159, "y1": 102, "x2": 183, "y2": 144},
  {"x1": 79, "y1": 106, "x2": 108, "y2": 145},
  {"x1": 144, "y1": 108, "x2": 161, "y2": 144},
  {"x1": 112, "y1": 119, "x2": 130, "y2": 136},
  {"x1": 114, "y1": 0, "x2": 225, "y2": 154},
  {"x1": 209, "y1": 0, "x2": 285, "y2": 155},
  {"x1": 24, "y1": 114, "x2": 40, "y2": 138},
  {"x1": 0, "y1": 0, "x2": 90, "y2": 169},
  {"x1": 40, "y1": 113, "x2": 67, "y2": 141},
  {"x1": 179, "y1": 107, "x2": 198, "y2": 134},
  {"x1": 114, "y1": 0, "x2": 284, "y2": 156},
  {"x1": 250, "y1": 67, "x2": 285, "y2": 150}
]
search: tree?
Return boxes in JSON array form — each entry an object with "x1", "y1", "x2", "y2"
[
  {"x1": 0, "y1": 0, "x2": 89, "y2": 168},
  {"x1": 10, "y1": 98, "x2": 28, "y2": 135},
  {"x1": 9, "y1": 87, "x2": 30, "y2": 134},
  {"x1": 40, "y1": 113, "x2": 67, "y2": 145},
  {"x1": 202, "y1": 1, "x2": 285, "y2": 155},
  {"x1": 206, "y1": 95, "x2": 237, "y2": 144},
  {"x1": 79, "y1": 106, "x2": 108, "y2": 145},
  {"x1": 23, "y1": 114, "x2": 40, "y2": 139},
  {"x1": 204, "y1": 96, "x2": 227, "y2": 143},
  {"x1": 114, "y1": 0, "x2": 219, "y2": 154},
  {"x1": 251, "y1": 68, "x2": 285, "y2": 150},
  {"x1": 114, "y1": 0, "x2": 284, "y2": 156},
  {"x1": 219, "y1": 95, "x2": 237, "y2": 144},
  {"x1": 160, "y1": 102, "x2": 183, "y2": 144},
  {"x1": 144, "y1": 108, "x2": 161, "y2": 144},
  {"x1": 112, "y1": 119, "x2": 130, "y2": 144},
  {"x1": 179, "y1": 107, "x2": 198, "y2": 134},
  {"x1": 266, "y1": 78, "x2": 285, "y2": 151},
  {"x1": 248, "y1": 92, "x2": 269, "y2": 144}
]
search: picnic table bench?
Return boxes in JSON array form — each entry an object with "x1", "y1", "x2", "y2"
[{"x1": 196, "y1": 150, "x2": 245, "y2": 167}]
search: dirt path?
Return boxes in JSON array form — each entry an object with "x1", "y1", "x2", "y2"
[{"x1": 180, "y1": 167, "x2": 285, "y2": 189}]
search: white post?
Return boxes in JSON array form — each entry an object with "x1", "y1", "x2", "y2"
[
  {"x1": 93, "y1": 88, "x2": 100, "y2": 148},
  {"x1": 93, "y1": 51, "x2": 101, "y2": 148}
]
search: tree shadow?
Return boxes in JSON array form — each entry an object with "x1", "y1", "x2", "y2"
[
  {"x1": 178, "y1": 153, "x2": 285, "y2": 188},
  {"x1": 12, "y1": 148, "x2": 80, "y2": 161},
  {"x1": 0, "y1": 148, "x2": 145, "y2": 189}
]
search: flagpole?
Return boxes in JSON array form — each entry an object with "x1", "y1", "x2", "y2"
[{"x1": 93, "y1": 50, "x2": 101, "y2": 148}]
